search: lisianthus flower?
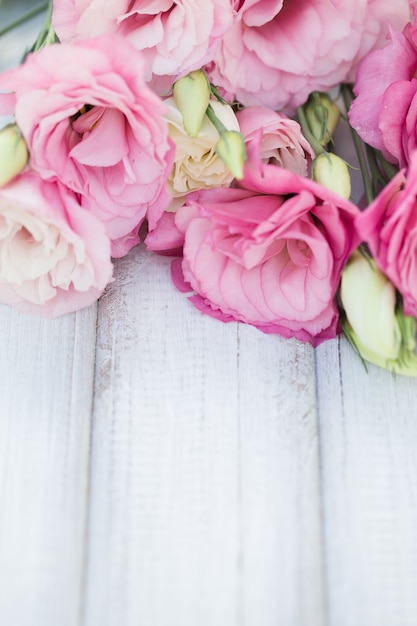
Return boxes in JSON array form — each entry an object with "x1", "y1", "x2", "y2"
[
  {"x1": 52, "y1": 0, "x2": 234, "y2": 94},
  {"x1": 236, "y1": 106, "x2": 314, "y2": 177},
  {"x1": 0, "y1": 33, "x2": 174, "y2": 258},
  {"x1": 0, "y1": 171, "x2": 113, "y2": 318},
  {"x1": 145, "y1": 97, "x2": 240, "y2": 255},
  {"x1": 356, "y1": 150, "x2": 417, "y2": 319},
  {"x1": 165, "y1": 97, "x2": 239, "y2": 202},
  {"x1": 207, "y1": 0, "x2": 410, "y2": 110},
  {"x1": 349, "y1": 6, "x2": 417, "y2": 168},
  {"x1": 171, "y1": 151, "x2": 360, "y2": 345}
]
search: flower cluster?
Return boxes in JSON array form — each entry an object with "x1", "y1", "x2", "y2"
[{"x1": 1, "y1": 0, "x2": 417, "y2": 376}]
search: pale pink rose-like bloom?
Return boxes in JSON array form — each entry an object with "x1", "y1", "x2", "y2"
[
  {"x1": 172, "y1": 153, "x2": 360, "y2": 345},
  {"x1": 356, "y1": 150, "x2": 417, "y2": 319},
  {"x1": 349, "y1": 8, "x2": 417, "y2": 168},
  {"x1": 0, "y1": 34, "x2": 174, "y2": 257},
  {"x1": 0, "y1": 172, "x2": 113, "y2": 318},
  {"x1": 52, "y1": 0, "x2": 234, "y2": 93},
  {"x1": 208, "y1": 0, "x2": 411, "y2": 110},
  {"x1": 236, "y1": 106, "x2": 314, "y2": 177}
]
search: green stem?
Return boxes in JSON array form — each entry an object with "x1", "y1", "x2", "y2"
[
  {"x1": 0, "y1": 2, "x2": 48, "y2": 37},
  {"x1": 376, "y1": 151, "x2": 399, "y2": 182},
  {"x1": 340, "y1": 83, "x2": 374, "y2": 204},
  {"x1": 296, "y1": 104, "x2": 326, "y2": 156},
  {"x1": 365, "y1": 144, "x2": 386, "y2": 196},
  {"x1": 206, "y1": 103, "x2": 228, "y2": 135},
  {"x1": 30, "y1": 0, "x2": 57, "y2": 53}
]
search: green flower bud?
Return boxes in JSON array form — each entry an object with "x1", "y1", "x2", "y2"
[
  {"x1": 340, "y1": 250, "x2": 417, "y2": 376},
  {"x1": 304, "y1": 93, "x2": 340, "y2": 147},
  {"x1": 312, "y1": 152, "x2": 351, "y2": 199},
  {"x1": 0, "y1": 124, "x2": 28, "y2": 187},
  {"x1": 215, "y1": 130, "x2": 247, "y2": 180},
  {"x1": 341, "y1": 251, "x2": 401, "y2": 359},
  {"x1": 173, "y1": 70, "x2": 211, "y2": 137}
]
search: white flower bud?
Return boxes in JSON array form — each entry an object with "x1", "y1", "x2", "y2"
[
  {"x1": 304, "y1": 93, "x2": 341, "y2": 147},
  {"x1": 173, "y1": 70, "x2": 211, "y2": 137},
  {"x1": 340, "y1": 250, "x2": 401, "y2": 360},
  {"x1": 215, "y1": 130, "x2": 247, "y2": 180},
  {"x1": 312, "y1": 152, "x2": 351, "y2": 199},
  {"x1": 0, "y1": 124, "x2": 28, "y2": 187}
]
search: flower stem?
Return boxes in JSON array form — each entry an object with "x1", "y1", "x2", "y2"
[
  {"x1": 30, "y1": 0, "x2": 58, "y2": 53},
  {"x1": 376, "y1": 151, "x2": 399, "y2": 182},
  {"x1": 0, "y1": 2, "x2": 48, "y2": 38},
  {"x1": 340, "y1": 83, "x2": 374, "y2": 204},
  {"x1": 365, "y1": 144, "x2": 386, "y2": 196},
  {"x1": 206, "y1": 103, "x2": 228, "y2": 135}
]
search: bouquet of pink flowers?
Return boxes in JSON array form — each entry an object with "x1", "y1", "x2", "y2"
[{"x1": 1, "y1": 0, "x2": 417, "y2": 376}]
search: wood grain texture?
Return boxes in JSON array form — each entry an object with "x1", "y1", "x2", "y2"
[
  {"x1": 0, "y1": 306, "x2": 97, "y2": 626},
  {"x1": 83, "y1": 246, "x2": 325, "y2": 626},
  {"x1": 316, "y1": 337, "x2": 417, "y2": 626}
]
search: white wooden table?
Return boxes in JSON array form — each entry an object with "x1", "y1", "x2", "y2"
[{"x1": 1, "y1": 4, "x2": 417, "y2": 626}]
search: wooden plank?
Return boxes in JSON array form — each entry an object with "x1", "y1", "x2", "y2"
[
  {"x1": 316, "y1": 337, "x2": 417, "y2": 626},
  {"x1": 84, "y1": 245, "x2": 325, "y2": 626},
  {"x1": 238, "y1": 328, "x2": 325, "y2": 626},
  {"x1": 0, "y1": 305, "x2": 97, "y2": 626}
]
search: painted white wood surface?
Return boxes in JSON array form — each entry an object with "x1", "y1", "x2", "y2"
[
  {"x1": 0, "y1": 5, "x2": 417, "y2": 626},
  {"x1": 316, "y1": 340, "x2": 417, "y2": 626},
  {"x1": 84, "y1": 249, "x2": 324, "y2": 626}
]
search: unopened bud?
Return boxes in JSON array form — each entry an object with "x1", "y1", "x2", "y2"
[
  {"x1": 340, "y1": 250, "x2": 417, "y2": 376},
  {"x1": 305, "y1": 93, "x2": 340, "y2": 147},
  {"x1": 215, "y1": 131, "x2": 247, "y2": 180},
  {"x1": 341, "y1": 251, "x2": 401, "y2": 360},
  {"x1": 173, "y1": 70, "x2": 211, "y2": 137},
  {"x1": 0, "y1": 124, "x2": 28, "y2": 187},
  {"x1": 313, "y1": 152, "x2": 351, "y2": 199}
]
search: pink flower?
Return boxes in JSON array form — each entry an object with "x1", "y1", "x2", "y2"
[
  {"x1": 208, "y1": 0, "x2": 410, "y2": 110},
  {"x1": 349, "y1": 8, "x2": 417, "y2": 168},
  {"x1": 356, "y1": 150, "x2": 417, "y2": 318},
  {"x1": 52, "y1": 0, "x2": 234, "y2": 93},
  {"x1": 172, "y1": 156, "x2": 359, "y2": 345},
  {"x1": 0, "y1": 34, "x2": 174, "y2": 257},
  {"x1": 236, "y1": 106, "x2": 314, "y2": 177},
  {"x1": 0, "y1": 172, "x2": 113, "y2": 318}
]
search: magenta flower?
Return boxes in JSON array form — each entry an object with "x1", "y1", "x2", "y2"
[
  {"x1": 356, "y1": 150, "x2": 417, "y2": 319},
  {"x1": 349, "y1": 7, "x2": 417, "y2": 168},
  {"x1": 172, "y1": 155, "x2": 360, "y2": 345}
]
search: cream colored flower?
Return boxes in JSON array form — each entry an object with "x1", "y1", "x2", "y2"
[{"x1": 164, "y1": 97, "x2": 239, "y2": 210}]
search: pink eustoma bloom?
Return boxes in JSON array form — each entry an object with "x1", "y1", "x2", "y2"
[
  {"x1": 236, "y1": 105, "x2": 314, "y2": 176},
  {"x1": 356, "y1": 150, "x2": 417, "y2": 318},
  {"x1": 172, "y1": 155, "x2": 360, "y2": 346},
  {"x1": 52, "y1": 0, "x2": 234, "y2": 93},
  {"x1": 0, "y1": 34, "x2": 174, "y2": 257},
  {"x1": 349, "y1": 7, "x2": 417, "y2": 168},
  {"x1": 0, "y1": 172, "x2": 113, "y2": 318},
  {"x1": 208, "y1": 0, "x2": 410, "y2": 110}
]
